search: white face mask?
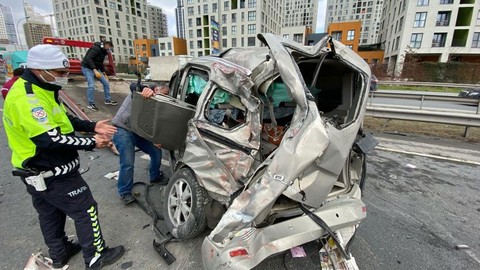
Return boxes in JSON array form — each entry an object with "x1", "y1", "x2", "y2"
[{"x1": 43, "y1": 70, "x2": 69, "y2": 86}]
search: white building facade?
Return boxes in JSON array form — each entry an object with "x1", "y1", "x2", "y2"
[
  {"x1": 52, "y1": 0, "x2": 150, "y2": 64},
  {"x1": 379, "y1": 0, "x2": 480, "y2": 76},
  {"x1": 283, "y1": 0, "x2": 318, "y2": 30},
  {"x1": 325, "y1": 0, "x2": 384, "y2": 45},
  {"x1": 183, "y1": 0, "x2": 284, "y2": 57}
]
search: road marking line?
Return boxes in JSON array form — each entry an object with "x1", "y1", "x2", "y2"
[
  {"x1": 375, "y1": 146, "x2": 480, "y2": 166},
  {"x1": 465, "y1": 250, "x2": 480, "y2": 265}
]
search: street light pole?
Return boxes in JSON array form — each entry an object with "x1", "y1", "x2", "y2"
[{"x1": 16, "y1": 16, "x2": 30, "y2": 51}]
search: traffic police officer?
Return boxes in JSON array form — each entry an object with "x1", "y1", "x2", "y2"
[{"x1": 2, "y1": 44, "x2": 124, "y2": 269}]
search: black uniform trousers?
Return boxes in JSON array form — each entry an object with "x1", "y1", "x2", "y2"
[{"x1": 23, "y1": 170, "x2": 106, "y2": 264}]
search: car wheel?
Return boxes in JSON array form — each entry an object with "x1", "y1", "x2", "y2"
[{"x1": 163, "y1": 167, "x2": 207, "y2": 239}]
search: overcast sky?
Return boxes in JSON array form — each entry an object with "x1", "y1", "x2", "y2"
[{"x1": 3, "y1": 0, "x2": 327, "y2": 43}]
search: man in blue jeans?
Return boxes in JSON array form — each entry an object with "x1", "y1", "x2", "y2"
[
  {"x1": 112, "y1": 82, "x2": 169, "y2": 204},
  {"x1": 81, "y1": 41, "x2": 117, "y2": 111}
]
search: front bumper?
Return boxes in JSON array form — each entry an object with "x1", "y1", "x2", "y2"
[{"x1": 201, "y1": 185, "x2": 366, "y2": 269}]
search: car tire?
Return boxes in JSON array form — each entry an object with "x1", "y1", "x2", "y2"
[{"x1": 163, "y1": 167, "x2": 208, "y2": 239}]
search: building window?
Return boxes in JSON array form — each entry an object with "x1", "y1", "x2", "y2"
[
  {"x1": 203, "y1": 4, "x2": 208, "y2": 14},
  {"x1": 437, "y1": 11, "x2": 451, "y2": 26},
  {"x1": 432, "y1": 33, "x2": 447, "y2": 47},
  {"x1": 248, "y1": 37, "x2": 255, "y2": 46},
  {"x1": 294, "y1": 34, "x2": 303, "y2": 43},
  {"x1": 332, "y1": 31, "x2": 342, "y2": 41},
  {"x1": 472, "y1": 32, "x2": 480, "y2": 48},
  {"x1": 222, "y1": 14, "x2": 227, "y2": 24},
  {"x1": 232, "y1": 13, "x2": 237, "y2": 23},
  {"x1": 197, "y1": 40, "x2": 202, "y2": 48},
  {"x1": 197, "y1": 29, "x2": 202, "y2": 37},
  {"x1": 414, "y1": 12, "x2": 427, "y2": 28},
  {"x1": 224, "y1": 1, "x2": 229, "y2": 11},
  {"x1": 439, "y1": 0, "x2": 453, "y2": 4},
  {"x1": 212, "y1": 3, "x2": 217, "y2": 12},
  {"x1": 231, "y1": 25, "x2": 237, "y2": 35},
  {"x1": 232, "y1": 38, "x2": 237, "y2": 47},
  {"x1": 96, "y1": 7, "x2": 103, "y2": 15},
  {"x1": 247, "y1": 24, "x2": 256, "y2": 34},
  {"x1": 222, "y1": 26, "x2": 227, "y2": 36},
  {"x1": 283, "y1": 34, "x2": 290, "y2": 39},
  {"x1": 167, "y1": 42, "x2": 172, "y2": 50},
  {"x1": 398, "y1": 16, "x2": 404, "y2": 32},
  {"x1": 410, "y1": 33, "x2": 423, "y2": 48},
  {"x1": 188, "y1": 18, "x2": 193, "y2": 27},
  {"x1": 189, "y1": 30, "x2": 193, "y2": 38},
  {"x1": 189, "y1": 41, "x2": 194, "y2": 49},
  {"x1": 248, "y1": 11, "x2": 256, "y2": 21},
  {"x1": 222, "y1": 39, "x2": 227, "y2": 47},
  {"x1": 196, "y1": 17, "x2": 201, "y2": 26},
  {"x1": 477, "y1": 10, "x2": 480, "y2": 25},
  {"x1": 347, "y1": 30, "x2": 355, "y2": 41},
  {"x1": 248, "y1": 0, "x2": 257, "y2": 8},
  {"x1": 187, "y1": 7, "x2": 194, "y2": 16},
  {"x1": 417, "y1": 0, "x2": 428, "y2": 6}
]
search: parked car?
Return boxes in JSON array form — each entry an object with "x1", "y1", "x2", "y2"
[
  {"x1": 131, "y1": 33, "x2": 376, "y2": 269},
  {"x1": 458, "y1": 88, "x2": 480, "y2": 99},
  {"x1": 370, "y1": 74, "x2": 379, "y2": 91}
]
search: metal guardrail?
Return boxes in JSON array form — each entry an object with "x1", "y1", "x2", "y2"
[
  {"x1": 379, "y1": 81, "x2": 480, "y2": 89},
  {"x1": 366, "y1": 107, "x2": 480, "y2": 127},
  {"x1": 365, "y1": 92, "x2": 480, "y2": 135}
]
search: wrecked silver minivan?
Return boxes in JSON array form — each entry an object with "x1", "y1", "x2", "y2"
[{"x1": 131, "y1": 33, "x2": 374, "y2": 269}]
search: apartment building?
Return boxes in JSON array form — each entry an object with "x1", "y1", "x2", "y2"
[
  {"x1": 158, "y1": 36, "x2": 188, "y2": 56},
  {"x1": 183, "y1": 0, "x2": 284, "y2": 57},
  {"x1": 0, "y1": 3, "x2": 17, "y2": 44},
  {"x1": 281, "y1": 26, "x2": 313, "y2": 44},
  {"x1": 379, "y1": 0, "x2": 480, "y2": 76},
  {"x1": 284, "y1": 0, "x2": 318, "y2": 28},
  {"x1": 131, "y1": 38, "x2": 158, "y2": 70},
  {"x1": 24, "y1": 22, "x2": 52, "y2": 48},
  {"x1": 328, "y1": 20, "x2": 384, "y2": 64},
  {"x1": 148, "y1": 5, "x2": 168, "y2": 39},
  {"x1": 325, "y1": 0, "x2": 385, "y2": 45},
  {"x1": 176, "y1": 0, "x2": 186, "y2": 39},
  {"x1": 52, "y1": 0, "x2": 150, "y2": 64}
]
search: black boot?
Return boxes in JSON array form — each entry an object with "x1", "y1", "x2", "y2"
[
  {"x1": 52, "y1": 240, "x2": 82, "y2": 268},
  {"x1": 85, "y1": 245, "x2": 125, "y2": 270}
]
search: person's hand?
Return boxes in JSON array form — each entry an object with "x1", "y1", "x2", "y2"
[
  {"x1": 102, "y1": 72, "x2": 109, "y2": 81},
  {"x1": 140, "y1": 87, "x2": 155, "y2": 99},
  {"x1": 154, "y1": 143, "x2": 162, "y2": 149},
  {"x1": 93, "y1": 69, "x2": 102, "y2": 79},
  {"x1": 94, "y1": 134, "x2": 113, "y2": 149},
  {"x1": 95, "y1": 119, "x2": 117, "y2": 137}
]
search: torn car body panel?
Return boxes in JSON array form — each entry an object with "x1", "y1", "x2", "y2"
[{"x1": 131, "y1": 32, "x2": 373, "y2": 269}]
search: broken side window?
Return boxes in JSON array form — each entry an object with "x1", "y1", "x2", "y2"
[{"x1": 205, "y1": 88, "x2": 247, "y2": 130}]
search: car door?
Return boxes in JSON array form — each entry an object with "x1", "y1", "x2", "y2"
[{"x1": 181, "y1": 59, "x2": 262, "y2": 203}]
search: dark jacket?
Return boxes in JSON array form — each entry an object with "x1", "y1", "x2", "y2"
[{"x1": 81, "y1": 42, "x2": 108, "y2": 72}]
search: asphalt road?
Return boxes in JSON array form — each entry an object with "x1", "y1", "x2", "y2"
[{"x1": 0, "y1": 80, "x2": 479, "y2": 270}]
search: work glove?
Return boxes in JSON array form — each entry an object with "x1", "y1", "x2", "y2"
[{"x1": 93, "y1": 69, "x2": 102, "y2": 79}]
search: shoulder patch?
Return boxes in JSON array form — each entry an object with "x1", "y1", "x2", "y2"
[{"x1": 31, "y1": 107, "x2": 48, "y2": 122}]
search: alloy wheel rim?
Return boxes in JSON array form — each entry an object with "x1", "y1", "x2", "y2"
[{"x1": 167, "y1": 178, "x2": 192, "y2": 226}]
